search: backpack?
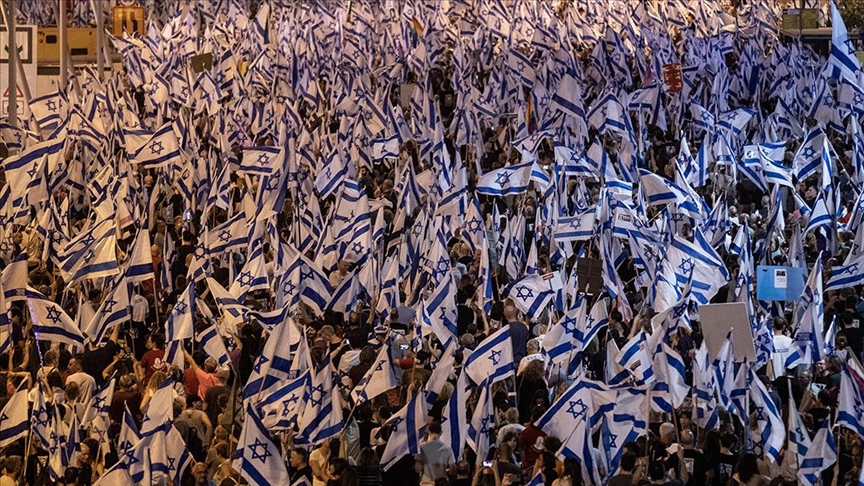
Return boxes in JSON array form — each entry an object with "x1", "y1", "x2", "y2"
[{"x1": 174, "y1": 412, "x2": 206, "y2": 462}]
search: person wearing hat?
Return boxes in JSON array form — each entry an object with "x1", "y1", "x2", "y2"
[{"x1": 369, "y1": 324, "x2": 388, "y2": 349}]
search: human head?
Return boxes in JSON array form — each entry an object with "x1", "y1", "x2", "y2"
[
  {"x1": 2, "y1": 456, "x2": 22, "y2": 479},
  {"x1": 659, "y1": 423, "x2": 675, "y2": 445},
  {"x1": 203, "y1": 357, "x2": 218, "y2": 373},
  {"x1": 426, "y1": 420, "x2": 442, "y2": 439},
  {"x1": 680, "y1": 430, "x2": 695, "y2": 448},
  {"x1": 289, "y1": 448, "x2": 308, "y2": 469},
  {"x1": 147, "y1": 332, "x2": 166, "y2": 350},
  {"x1": 736, "y1": 453, "x2": 760, "y2": 483},
  {"x1": 619, "y1": 452, "x2": 636, "y2": 474},
  {"x1": 68, "y1": 357, "x2": 83, "y2": 373},
  {"x1": 192, "y1": 462, "x2": 208, "y2": 482}
]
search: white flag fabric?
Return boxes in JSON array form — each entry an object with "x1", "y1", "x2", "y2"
[{"x1": 0, "y1": 387, "x2": 29, "y2": 447}]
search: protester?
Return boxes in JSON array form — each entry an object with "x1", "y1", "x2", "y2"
[{"x1": 1, "y1": 1, "x2": 864, "y2": 485}]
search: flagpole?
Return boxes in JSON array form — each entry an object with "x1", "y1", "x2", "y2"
[
  {"x1": 94, "y1": 0, "x2": 104, "y2": 81},
  {"x1": 4, "y1": 0, "x2": 17, "y2": 126},
  {"x1": 59, "y1": 0, "x2": 68, "y2": 92}
]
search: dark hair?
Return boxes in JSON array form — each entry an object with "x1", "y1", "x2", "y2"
[
  {"x1": 561, "y1": 457, "x2": 582, "y2": 482},
  {"x1": 291, "y1": 448, "x2": 308, "y2": 462},
  {"x1": 357, "y1": 447, "x2": 379, "y2": 469},
  {"x1": 736, "y1": 453, "x2": 760, "y2": 483},
  {"x1": 427, "y1": 421, "x2": 443, "y2": 435},
  {"x1": 149, "y1": 331, "x2": 166, "y2": 348},
  {"x1": 329, "y1": 457, "x2": 349, "y2": 478},
  {"x1": 186, "y1": 395, "x2": 203, "y2": 408},
  {"x1": 720, "y1": 432, "x2": 736, "y2": 449},
  {"x1": 620, "y1": 452, "x2": 637, "y2": 473},
  {"x1": 622, "y1": 440, "x2": 641, "y2": 457},
  {"x1": 648, "y1": 461, "x2": 666, "y2": 481}
]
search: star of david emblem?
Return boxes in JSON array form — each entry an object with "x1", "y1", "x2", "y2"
[
  {"x1": 48, "y1": 432, "x2": 59, "y2": 454},
  {"x1": 93, "y1": 394, "x2": 107, "y2": 411},
  {"x1": 466, "y1": 217, "x2": 483, "y2": 233},
  {"x1": 585, "y1": 315, "x2": 596, "y2": 330},
  {"x1": 495, "y1": 171, "x2": 511, "y2": 186},
  {"x1": 480, "y1": 415, "x2": 492, "y2": 435},
  {"x1": 174, "y1": 301, "x2": 188, "y2": 315},
  {"x1": 149, "y1": 140, "x2": 164, "y2": 156},
  {"x1": 84, "y1": 249, "x2": 98, "y2": 263},
  {"x1": 672, "y1": 303, "x2": 688, "y2": 319},
  {"x1": 281, "y1": 395, "x2": 299, "y2": 416},
  {"x1": 567, "y1": 399, "x2": 588, "y2": 419},
  {"x1": 855, "y1": 93, "x2": 864, "y2": 105},
  {"x1": 434, "y1": 256, "x2": 450, "y2": 279},
  {"x1": 249, "y1": 438, "x2": 272, "y2": 464},
  {"x1": 265, "y1": 177, "x2": 280, "y2": 192},
  {"x1": 119, "y1": 439, "x2": 134, "y2": 454},
  {"x1": 282, "y1": 280, "x2": 297, "y2": 296},
  {"x1": 352, "y1": 242, "x2": 364, "y2": 254},
  {"x1": 389, "y1": 416, "x2": 404, "y2": 434},
  {"x1": 845, "y1": 263, "x2": 860, "y2": 275},
  {"x1": 45, "y1": 306, "x2": 63, "y2": 324},
  {"x1": 490, "y1": 349, "x2": 502, "y2": 365},
  {"x1": 725, "y1": 111, "x2": 738, "y2": 121},
  {"x1": 81, "y1": 234, "x2": 96, "y2": 247},
  {"x1": 27, "y1": 166, "x2": 37, "y2": 178},
  {"x1": 735, "y1": 274, "x2": 746, "y2": 290},
  {"x1": 515, "y1": 286, "x2": 534, "y2": 300},
  {"x1": 678, "y1": 257, "x2": 695, "y2": 275},
  {"x1": 853, "y1": 401, "x2": 864, "y2": 419},
  {"x1": 101, "y1": 298, "x2": 118, "y2": 315},
  {"x1": 600, "y1": 105, "x2": 609, "y2": 119},
  {"x1": 701, "y1": 112, "x2": 712, "y2": 122},
  {"x1": 606, "y1": 432, "x2": 618, "y2": 449},
  {"x1": 181, "y1": 85, "x2": 190, "y2": 98},
  {"x1": 438, "y1": 306, "x2": 449, "y2": 321},
  {"x1": 753, "y1": 405, "x2": 767, "y2": 422},
  {"x1": 181, "y1": 169, "x2": 191, "y2": 180},
  {"x1": 310, "y1": 383, "x2": 325, "y2": 407},
  {"x1": 569, "y1": 218, "x2": 582, "y2": 230},
  {"x1": 300, "y1": 269, "x2": 313, "y2": 281},
  {"x1": 238, "y1": 271, "x2": 254, "y2": 287},
  {"x1": 540, "y1": 94, "x2": 550, "y2": 105},
  {"x1": 0, "y1": 241, "x2": 10, "y2": 254},
  {"x1": 253, "y1": 355, "x2": 270, "y2": 375},
  {"x1": 219, "y1": 230, "x2": 231, "y2": 243},
  {"x1": 562, "y1": 316, "x2": 578, "y2": 336},
  {"x1": 256, "y1": 153, "x2": 271, "y2": 166},
  {"x1": 46, "y1": 100, "x2": 57, "y2": 111},
  {"x1": 34, "y1": 407, "x2": 50, "y2": 428},
  {"x1": 845, "y1": 39, "x2": 857, "y2": 56},
  {"x1": 354, "y1": 87, "x2": 365, "y2": 98},
  {"x1": 803, "y1": 146, "x2": 816, "y2": 159},
  {"x1": 516, "y1": 61, "x2": 526, "y2": 72},
  {"x1": 195, "y1": 245, "x2": 206, "y2": 259}
]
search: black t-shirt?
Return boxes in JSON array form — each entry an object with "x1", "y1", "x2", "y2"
[
  {"x1": 840, "y1": 326, "x2": 864, "y2": 359},
  {"x1": 711, "y1": 452, "x2": 738, "y2": 486},
  {"x1": 682, "y1": 449, "x2": 708, "y2": 486},
  {"x1": 80, "y1": 340, "x2": 120, "y2": 386}
]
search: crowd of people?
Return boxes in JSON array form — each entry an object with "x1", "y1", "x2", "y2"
[{"x1": 0, "y1": 0, "x2": 863, "y2": 485}]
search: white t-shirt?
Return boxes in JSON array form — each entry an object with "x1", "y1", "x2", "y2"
[
  {"x1": 772, "y1": 334, "x2": 794, "y2": 375},
  {"x1": 131, "y1": 294, "x2": 149, "y2": 323},
  {"x1": 66, "y1": 372, "x2": 96, "y2": 405}
]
